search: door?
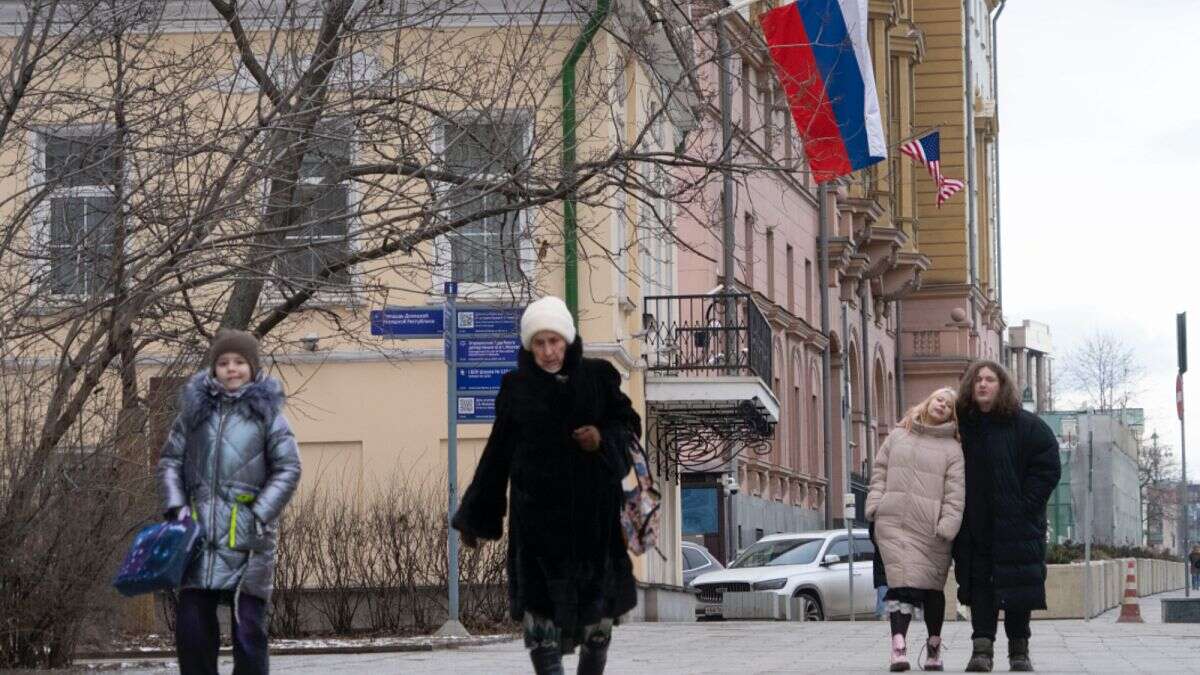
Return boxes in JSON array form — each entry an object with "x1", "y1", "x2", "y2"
[
  {"x1": 819, "y1": 537, "x2": 853, "y2": 618},
  {"x1": 850, "y1": 535, "x2": 877, "y2": 618},
  {"x1": 682, "y1": 546, "x2": 711, "y2": 586},
  {"x1": 821, "y1": 537, "x2": 874, "y2": 618}
]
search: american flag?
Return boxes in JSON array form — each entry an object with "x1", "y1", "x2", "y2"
[{"x1": 899, "y1": 131, "x2": 965, "y2": 208}]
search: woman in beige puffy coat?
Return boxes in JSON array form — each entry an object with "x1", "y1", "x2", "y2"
[{"x1": 866, "y1": 387, "x2": 965, "y2": 672}]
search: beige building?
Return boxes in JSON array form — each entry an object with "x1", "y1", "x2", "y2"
[
  {"x1": 1008, "y1": 319, "x2": 1054, "y2": 412},
  {"x1": 900, "y1": 0, "x2": 1007, "y2": 404}
]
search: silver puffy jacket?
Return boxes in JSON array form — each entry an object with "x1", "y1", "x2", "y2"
[{"x1": 157, "y1": 371, "x2": 301, "y2": 602}]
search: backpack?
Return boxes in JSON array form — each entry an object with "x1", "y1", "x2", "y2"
[{"x1": 619, "y1": 433, "x2": 664, "y2": 559}]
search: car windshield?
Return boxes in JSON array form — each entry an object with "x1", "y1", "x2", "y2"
[{"x1": 729, "y1": 538, "x2": 824, "y2": 568}]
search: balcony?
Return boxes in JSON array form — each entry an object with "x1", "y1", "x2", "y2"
[{"x1": 640, "y1": 294, "x2": 780, "y2": 474}]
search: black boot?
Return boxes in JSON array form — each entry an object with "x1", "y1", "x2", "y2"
[
  {"x1": 576, "y1": 644, "x2": 608, "y2": 675},
  {"x1": 964, "y1": 637, "x2": 993, "y2": 672},
  {"x1": 530, "y1": 646, "x2": 565, "y2": 675},
  {"x1": 1008, "y1": 638, "x2": 1033, "y2": 672}
]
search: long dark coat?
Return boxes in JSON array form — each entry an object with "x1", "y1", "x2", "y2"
[
  {"x1": 452, "y1": 337, "x2": 641, "y2": 633},
  {"x1": 952, "y1": 407, "x2": 1061, "y2": 611}
]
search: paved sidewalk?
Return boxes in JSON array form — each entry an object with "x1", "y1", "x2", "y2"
[{"x1": 85, "y1": 591, "x2": 1200, "y2": 673}]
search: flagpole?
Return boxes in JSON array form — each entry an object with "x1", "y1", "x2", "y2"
[{"x1": 893, "y1": 126, "x2": 942, "y2": 149}]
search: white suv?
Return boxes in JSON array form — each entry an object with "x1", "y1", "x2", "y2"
[{"x1": 690, "y1": 529, "x2": 876, "y2": 621}]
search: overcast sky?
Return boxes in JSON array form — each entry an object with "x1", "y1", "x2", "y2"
[{"x1": 999, "y1": 0, "x2": 1199, "y2": 479}]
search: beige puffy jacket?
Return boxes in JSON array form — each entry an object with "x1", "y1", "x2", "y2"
[{"x1": 865, "y1": 421, "x2": 965, "y2": 591}]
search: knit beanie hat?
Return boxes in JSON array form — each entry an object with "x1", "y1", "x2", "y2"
[
  {"x1": 209, "y1": 329, "x2": 261, "y2": 378},
  {"x1": 520, "y1": 296, "x2": 576, "y2": 349}
]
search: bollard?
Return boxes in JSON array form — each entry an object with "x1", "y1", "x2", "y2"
[{"x1": 1117, "y1": 559, "x2": 1144, "y2": 623}]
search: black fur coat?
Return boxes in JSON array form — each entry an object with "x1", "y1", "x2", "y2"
[
  {"x1": 452, "y1": 337, "x2": 641, "y2": 632},
  {"x1": 953, "y1": 407, "x2": 1061, "y2": 611}
]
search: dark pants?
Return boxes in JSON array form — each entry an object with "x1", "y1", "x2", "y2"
[
  {"x1": 969, "y1": 585, "x2": 1031, "y2": 642},
  {"x1": 885, "y1": 588, "x2": 946, "y2": 638},
  {"x1": 176, "y1": 589, "x2": 269, "y2": 675}
]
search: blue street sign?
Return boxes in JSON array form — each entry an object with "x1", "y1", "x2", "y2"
[
  {"x1": 444, "y1": 281, "x2": 458, "y2": 297},
  {"x1": 455, "y1": 307, "x2": 523, "y2": 336},
  {"x1": 449, "y1": 337, "x2": 521, "y2": 364},
  {"x1": 456, "y1": 366, "x2": 509, "y2": 393},
  {"x1": 370, "y1": 307, "x2": 444, "y2": 338},
  {"x1": 457, "y1": 395, "x2": 497, "y2": 423}
]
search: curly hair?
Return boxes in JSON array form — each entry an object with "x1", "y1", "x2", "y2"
[{"x1": 956, "y1": 359, "x2": 1021, "y2": 417}]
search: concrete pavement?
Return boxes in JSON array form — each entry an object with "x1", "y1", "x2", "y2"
[{"x1": 86, "y1": 591, "x2": 1200, "y2": 673}]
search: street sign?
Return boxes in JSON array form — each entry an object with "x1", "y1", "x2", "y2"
[
  {"x1": 456, "y1": 307, "x2": 523, "y2": 335},
  {"x1": 370, "y1": 307, "x2": 444, "y2": 338},
  {"x1": 457, "y1": 395, "x2": 497, "y2": 423},
  {"x1": 456, "y1": 366, "x2": 508, "y2": 393},
  {"x1": 449, "y1": 337, "x2": 522, "y2": 364},
  {"x1": 1179, "y1": 312, "x2": 1188, "y2": 374}
]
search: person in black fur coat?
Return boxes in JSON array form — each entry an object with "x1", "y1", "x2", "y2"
[
  {"x1": 453, "y1": 296, "x2": 640, "y2": 675},
  {"x1": 953, "y1": 360, "x2": 1061, "y2": 673}
]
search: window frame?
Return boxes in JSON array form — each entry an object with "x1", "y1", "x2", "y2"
[
  {"x1": 267, "y1": 120, "x2": 363, "y2": 302},
  {"x1": 430, "y1": 109, "x2": 536, "y2": 301},
  {"x1": 30, "y1": 125, "x2": 123, "y2": 301}
]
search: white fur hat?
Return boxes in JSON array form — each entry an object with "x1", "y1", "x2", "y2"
[{"x1": 520, "y1": 296, "x2": 576, "y2": 349}]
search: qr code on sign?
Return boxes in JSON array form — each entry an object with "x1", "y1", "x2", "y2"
[
  {"x1": 458, "y1": 397, "x2": 475, "y2": 415},
  {"x1": 458, "y1": 312, "x2": 474, "y2": 329}
]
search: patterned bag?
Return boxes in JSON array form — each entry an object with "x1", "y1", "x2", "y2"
[
  {"x1": 112, "y1": 517, "x2": 202, "y2": 597},
  {"x1": 619, "y1": 434, "x2": 663, "y2": 558}
]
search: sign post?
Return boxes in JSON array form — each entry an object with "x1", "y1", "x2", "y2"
[
  {"x1": 439, "y1": 283, "x2": 468, "y2": 635},
  {"x1": 1178, "y1": 312, "x2": 1188, "y2": 597}
]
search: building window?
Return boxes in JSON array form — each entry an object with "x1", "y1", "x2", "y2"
[
  {"x1": 804, "y1": 258, "x2": 813, "y2": 322},
  {"x1": 765, "y1": 227, "x2": 775, "y2": 302},
  {"x1": 277, "y1": 127, "x2": 352, "y2": 287},
  {"x1": 42, "y1": 132, "x2": 118, "y2": 296},
  {"x1": 440, "y1": 116, "x2": 529, "y2": 286},
  {"x1": 743, "y1": 213, "x2": 755, "y2": 288},
  {"x1": 638, "y1": 114, "x2": 674, "y2": 298},
  {"x1": 758, "y1": 70, "x2": 773, "y2": 153},
  {"x1": 786, "y1": 244, "x2": 795, "y2": 314}
]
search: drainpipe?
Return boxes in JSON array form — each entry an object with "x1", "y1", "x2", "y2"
[
  {"x1": 562, "y1": 0, "x2": 613, "y2": 319},
  {"x1": 991, "y1": 0, "x2": 1007, "y2": 357},
  {"x1": 894, "y1": 301, "x2": 905, "y2": 419},
  {"x1": 860, "y1": 282, "x2": 872, "y2": 479},
  {"x1": 963, "y1": 0, "x2": 978, "y2": 335},
  {"x1": 818, "y1": 184, "x2": 834, "y2": 529}
]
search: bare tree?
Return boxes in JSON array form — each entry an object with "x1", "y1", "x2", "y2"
[
  {"x1": 1139, "y1": 431, "x2": 1179, "y2": 544},
  {"x1": 1061, "y1": 331, "x2": 1146, "y2": 412}
]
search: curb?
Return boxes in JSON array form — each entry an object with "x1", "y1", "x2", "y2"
[{"x1": 77, "y1": 634, "x2": 517, "y2": 660}]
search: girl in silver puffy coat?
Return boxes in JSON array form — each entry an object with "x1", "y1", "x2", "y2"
[{"x1": 157, "y1": 330, "x2": 302, "y2": 675}]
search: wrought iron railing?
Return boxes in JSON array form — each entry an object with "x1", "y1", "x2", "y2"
[{"x1": 641, "y1": 293, "x2": 773, "y2": 383}]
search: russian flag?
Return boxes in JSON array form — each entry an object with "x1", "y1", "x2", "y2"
[{"x1": 761, "y1": 0, "x2": 887, "y2": 184}]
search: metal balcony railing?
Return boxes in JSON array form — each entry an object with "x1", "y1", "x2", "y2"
[{"x1": 641, "y1": 293, "x2": 772, "y2": 383}]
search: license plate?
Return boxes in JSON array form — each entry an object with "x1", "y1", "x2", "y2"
[{"x1": 704, "y1": 604, "x2": 722, "y2": 616}]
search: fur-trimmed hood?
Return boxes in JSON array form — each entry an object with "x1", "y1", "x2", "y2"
[{"x1": 180, "y1": 371, "x2": 287, "y2": 431}]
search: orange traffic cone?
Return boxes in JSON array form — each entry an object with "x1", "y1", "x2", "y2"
[{"x1": 1117, "y1": 558, "x2": 1144, "y2": 623}]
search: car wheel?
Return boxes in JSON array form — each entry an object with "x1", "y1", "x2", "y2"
[{"x1": 795, "y1": 591, "x2": 824, "y2": 621}]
